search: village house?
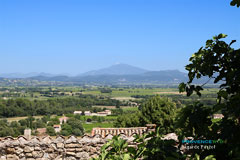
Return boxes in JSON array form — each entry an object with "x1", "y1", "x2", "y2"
[
  {"x1": 128, "y1": 102, "x2": 138, "y2": 107},
  {"x1": 84, "y1": 111, "x2": 92, "y2": 116},
  {"x1": 96, "y1": 112, "x2": 108, "y2": 116},
  {"x1": 36, "y1": 128, "x2": 47, "y2": 136},
  {"x1": 53, "y1": 125, "x2": 61, "y2": 133},
  {"x1": 73, "y1": 110, "x2": 112, "y2": 116},
  {"x1": 59, "y1": 116, "x2": 69, "y2": 124},
  {"x1": 91, "y1": 113, "x2": 98, "y2": 116},
  {"x1": 73, "y1": 111, "x2": 82, "y2": 115},
  {"x1": 104, "y1": 110, "x2": 111, "y2": 115}
]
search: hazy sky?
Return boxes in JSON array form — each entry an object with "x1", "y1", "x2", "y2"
[{"x1": 0, "y1": 0, "x2": 240, "y2": 75}]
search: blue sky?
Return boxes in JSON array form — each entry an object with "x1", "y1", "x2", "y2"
[{"x1": 0, "y1": 0, "x2": 239, "y2": 75}]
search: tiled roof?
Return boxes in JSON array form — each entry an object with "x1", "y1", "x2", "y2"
[{"x1": 91, "y1": 127, "x2": 148, "y2": 137}]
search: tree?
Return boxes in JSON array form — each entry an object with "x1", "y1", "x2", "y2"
[
  {"x1": 26, "y1": 116, "x2": 35, "y2": 129},
  {"x1": 46, "y1": 126, "x2": 56, "y2": 136},
  {"x1": 116, "y1": 101, "x2": 120, "y2": 109},
  {"x1": 230, "y1": 0, "x2": 240, "y2": 7},
  {"x1": 140, "y1": 96, "x2": 176, "y2": 134},
  {"x1": 178, "y1": 34, "x2": 240, "y2": 159},
  {"x1": 59, "y1": 118, "x2": 84, "y2": 136},
  {"x1": 114, "y1": 112, "x2": 141, "y2": 128},
  {"x1": 60, "y1": 124, "x2": 72, "y2": 136}
]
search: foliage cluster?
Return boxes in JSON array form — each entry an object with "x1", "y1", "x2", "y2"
[
  {"x1": 178, "y1": 34, "x2": 240, "y2": 159},
  {"x1": 114, "y1": 96, "x2": 176, "y2": 134},
  {"x1": 0, "y1": 96, "x2": 120, "y2": 118}
]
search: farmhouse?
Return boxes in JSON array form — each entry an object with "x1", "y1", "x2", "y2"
[
  {"x1": 128, "y1": 102, "x2": 138, "y2": 106},
  {"x1": 96, "y1": 112, "x2": 108, "y2": 116},
  {"x1": 73, "y1": 110, "x2": 112, "y2": 116},
  {"x1": 53, "y1": 124, "x2": 61, "y2": 133},
  {"x1": 73, "y1": 111, "x2": 82, "y2": 115},
  {"x1": 59, "y1": 116, "x2": 69, "y2": 124},
  {"x1": 104, "y1": 110, "x2": 112, "y2": 115},
  {"x1": 91, "y1": 113, "x2": 98, "y2": 116},
  {"x1": 36, "y1": 128, "x2": 47, "y2": 136},
  {"x1": 84, "y1": 111, "x2": 92, "y2": 116}
]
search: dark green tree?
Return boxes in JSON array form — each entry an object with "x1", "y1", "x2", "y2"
[
  {"x1": 46, "y1": 126, "x2": 56, "y2": 136},
  {"x1": 230, "y1": 0, "x2": 240, "y2": 7},
  {"x1": 140, "y1": 96, "x2": 176, "y2": 134},
  {"x1": 178, "y1": 34, "x2": 240, "y2": 159},
  {"x1": 114, "y1": 112, "x2": 141, "y2": 128}
]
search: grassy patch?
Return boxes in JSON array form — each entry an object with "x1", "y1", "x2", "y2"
[
  {"x1": 1, "y1": 116, "x2": 43, "y2": 122},
  {"x1": 83, "y1": 122, "x2": 114, "y2": 133}
]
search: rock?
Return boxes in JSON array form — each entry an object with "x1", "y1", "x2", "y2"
[
  {"x1": 76, "y1": 152, "x2": 89, "y2": 159},
  {"x1": 42, "y1": 136, "x2": 52, "y2": 144},
  {"x1": 49, "y1": 153, "x2": 57, "y2": 159},
  {"x1": 0, "y1": 142, "x2": 6, "y2": 148},
  {"x1": 24, "y1": 146, "x2": 34, "y2": 153},
  {"x1": 75, "y1": 148, "x2": 83, "y2": 152},
  {"x1": 126, "y1": 136, "x2": 135, "y2": 142},
  {"x1": 57, "y1": 148, "x2": 65, "y2": 153},
  {"x1": 42, "y1": 153, "x2": 49, "y2": 159},
  {"x1": 162, "y1": 133, "x2": 178, "y2": 142},
  {"x1": 50, "y1": 143, "x2": 57, "y2": 150},
  {"x1": 15, "y1": 147, "x2": 23, "y2": 155},
  {"x1": 54, "y1": 136, "x2": 65, "y2": 143},
  {"x1": 90, "y1": 147, "x2": 97, "y2": 154},
  {"x1": 25, "y1": 153, "x2": 32, "y2": 158},
  {"x1": 83, "y1": 146, "x2": 90, "y2": 152},
  {"x1": 79, "y1": 136, "x2": 92, "y2": 143},
  {"x1": 18, "y1": 137, "x2": 28, "y2": 146},
  {"x1": 66, "y1": 152, "x2": 75, "y2": 156},
  {"x1": 18, "y1": 153, "x2": 25, "y2": 159},
  {"x1": 104, "y1": 134, "x2": 113, "y2": 140},
  {"x1": 4, "y1": 141, "x2": 12, "y2": 147},
  {"x1": 57, "y1": 142, "x2": 64, "y2": 148},
  {"x1": 34, "y1": 146, "x2": 41, "y2": 151},
  {"x1": 0, "y1": 156, "x2": 6, "y2": 160},
  {"x1": 46, "y1": 147, "x2": 54, "y2": 153},
  {"x1": 65, "y1": 143, "x2": 80, "y2": 148},
  {"x1": 55, "y1": 155, "x2": 63, "y2": 160},
  {"x1": 66, "y1": 136, "x2": 77, "y2": 144},
  {"x1": 6, "y1": 147, "x2": 15, "y2": 154},
  {"x1": 32, "y1": 151, "x2": 43, "y2": 158},
  {"x1": 30, "y1": 137, "x2": 40, "y2": 145},
  {"x1": 6, "y1": 154, "x2": 19, "y2": 160},
  {"x1": 66, "y1": 157, "x2": 76, "y2": 160},
  {"x1": 11, "y1": 140, "x2": 20, "y2": 146}
]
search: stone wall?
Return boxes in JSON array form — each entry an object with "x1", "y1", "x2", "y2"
[{"x1": 0, "y1": 134, "x2": 136, "y2": 160}]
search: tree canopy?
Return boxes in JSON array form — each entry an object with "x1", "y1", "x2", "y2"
[
  {"x1": 178, "y1": 34, "x2": 240, "y2": 159},
  {"x1": 140, "y1": 96, "x2": 176, "y2": 134}
]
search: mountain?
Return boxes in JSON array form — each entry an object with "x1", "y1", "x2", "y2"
[
  {"x1": 80, "y1": 63, "x2": 148, "y2": 76},
  {"x1": 0, "y1": 72, "x2": 67, "y2": 79},
  {"x1": 71, "y1": 69, "x2": 187, "y2": 84},
  {"x1": 0, "y1": 64, "x2": 193, "y2": 85}
]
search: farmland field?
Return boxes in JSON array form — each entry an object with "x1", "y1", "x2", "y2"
[
  {"x1": 0, "y1": 86, "x2": 219, "y2": 137},
  {"x1": 1, "y1": 116, "x2": 43, "y2": 122},
  {"x1": 82, "y1": 122, "x2": 114, "y2": 133}
]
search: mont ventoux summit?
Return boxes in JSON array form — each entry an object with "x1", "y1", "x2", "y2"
[{"x1": 0, "y1": 63, "x2": 193, "y2": 85}]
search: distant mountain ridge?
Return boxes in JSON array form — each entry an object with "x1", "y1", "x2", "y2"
[
  {"x1": 0, "y1": 64, "x2": 191, "y2": 85},
  {"x1": 80, "y1": 63, "x2": 148, "y2": 76},
  {"x1": 0, "y1": 72, "x2": 69, "y2": 79}
]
